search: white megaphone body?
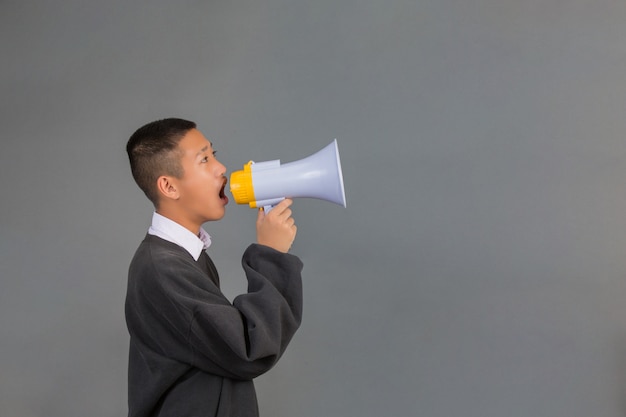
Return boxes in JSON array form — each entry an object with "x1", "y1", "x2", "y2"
[{"x1": 230, "y1": 139, "x2": 346, "y2": 211}]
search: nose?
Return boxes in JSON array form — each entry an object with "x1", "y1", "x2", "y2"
[{"x1": 216, "y1": 160, "x2": 227, "y2": 177}]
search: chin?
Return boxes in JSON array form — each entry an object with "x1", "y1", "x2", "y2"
[{"x1": 206, "y1": 208, "x2": 226, "y2": 221}]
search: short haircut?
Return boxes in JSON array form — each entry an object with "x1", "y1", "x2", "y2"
[{"x1": 126, "y1": 118, "x2": 197, "y2": 206}]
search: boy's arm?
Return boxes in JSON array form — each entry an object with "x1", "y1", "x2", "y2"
[
  {"x1": 188, "y1": 244, "x2": 303, "y2": 380},
  {"x1": 187, "y1": 200, "x2": 301, "y2": 379}
]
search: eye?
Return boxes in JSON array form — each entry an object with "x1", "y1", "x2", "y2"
[
  {"x1": 212, "y1": 150, "x2": 217, "y2": 157},
  {"x1": 201, "y1": 156, "x2": 209, "y2": 163}
]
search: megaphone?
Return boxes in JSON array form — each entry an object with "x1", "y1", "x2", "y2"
[{"x1": 230, "y1": 139, "x2": 347, "y2": 211}]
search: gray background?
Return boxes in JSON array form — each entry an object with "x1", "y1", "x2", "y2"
[{"x1": 2, "y1": 1, "x2": 626, "y2": 416}]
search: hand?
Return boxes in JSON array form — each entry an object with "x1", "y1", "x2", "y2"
[{"x1": 256, "y1": 199, "x2": 297, "y2": 253}]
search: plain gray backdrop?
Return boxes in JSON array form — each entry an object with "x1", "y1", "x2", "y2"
[{"x1": 2, "y1": 1, "x2": 626, "y2": 416}]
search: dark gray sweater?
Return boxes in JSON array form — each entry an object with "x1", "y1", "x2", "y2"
[{"x1": 125, "y1": 234, "x2": 303, "y2": 417}]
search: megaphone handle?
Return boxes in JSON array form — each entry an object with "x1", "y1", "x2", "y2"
[{"x1": 256, "y1": 197, "x2": 286, "y2": 213}]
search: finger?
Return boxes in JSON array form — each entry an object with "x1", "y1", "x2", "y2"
[
  {"x1": 278, "y1": 208, "x2": 292, "y2": 221},
  {"x1": 257, "y1": 207, "x2": 266, "y2": 223},
  {"x1": 273, "y1": 198, "x2": 293, "y2": 213},
  {"x1": 269, "y1": 200, "x2": 293, "y2": 219}
]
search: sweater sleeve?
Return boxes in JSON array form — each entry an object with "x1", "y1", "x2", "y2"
[
  {"x1": 188, "y1": 244, "x2": 303, "y2": 380},
  {"x1": 129, "y1": 242, "x2": 303, "y2": 381}
]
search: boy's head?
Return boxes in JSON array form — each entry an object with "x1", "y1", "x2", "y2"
[
  {"x1": 127, "y1": 118, "x2": 229, "y2": 230},
  {"x1": 126, "y1": 118, "x2": 196, "y2": 206}
]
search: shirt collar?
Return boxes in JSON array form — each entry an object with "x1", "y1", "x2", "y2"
[{"x1": 148, "y1": 212, "x2": 212, "y2": 261}]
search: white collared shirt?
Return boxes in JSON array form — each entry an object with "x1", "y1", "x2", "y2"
[{"x1": 148, "y1": 212, "x2": 212, "y2": 261}]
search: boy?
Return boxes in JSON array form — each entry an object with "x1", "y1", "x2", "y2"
[{"x1": 125, "y1": 118, "x2": 302, "y2": 417}]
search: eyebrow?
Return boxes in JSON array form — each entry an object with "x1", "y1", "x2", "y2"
[{"x1": 196, "y1": 143, "x2": 213, "y2": 157}]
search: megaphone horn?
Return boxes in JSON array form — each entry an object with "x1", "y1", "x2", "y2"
[{"x1": 230, "y1": 139, "x2": 347, "y2": 211}]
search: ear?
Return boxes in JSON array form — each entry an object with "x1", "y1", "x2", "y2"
[{"x1": 156, "y1": 175, "x2": 180, "y2": 201}]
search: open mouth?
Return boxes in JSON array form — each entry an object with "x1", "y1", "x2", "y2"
[{"x1": 219, "y1": 177, "x2": 229, "y2": 204}]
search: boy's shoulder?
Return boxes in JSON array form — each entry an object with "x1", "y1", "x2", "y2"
[
  {"x1": 132, "y1": 232, "x2": 184, "y2": 257},
  {"x1": 138, "y1": 233, "x2": 188, "y2": 255},
  {"x1": 128, "y1": 234, "x2": 222, "y2": 297},
  {"x1": 129, "y1": 234, "x2": 199, "y2": 279}
]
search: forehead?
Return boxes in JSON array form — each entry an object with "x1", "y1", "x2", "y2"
[{"x1": 178, "y1": 129, "x2": 213, "y2": 155}]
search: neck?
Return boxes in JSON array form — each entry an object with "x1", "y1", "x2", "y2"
[{"x1": 155, "y1": 206, "x2": 201, "y2": 236}]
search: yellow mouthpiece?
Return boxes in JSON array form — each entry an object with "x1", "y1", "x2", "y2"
[{"x1": 229, "y1": 161, "x2": 256, "y2": 205}]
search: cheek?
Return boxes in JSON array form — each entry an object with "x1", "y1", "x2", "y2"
[{"x1": 179, "y1": 170, "x2": 208, "y2": 197}]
